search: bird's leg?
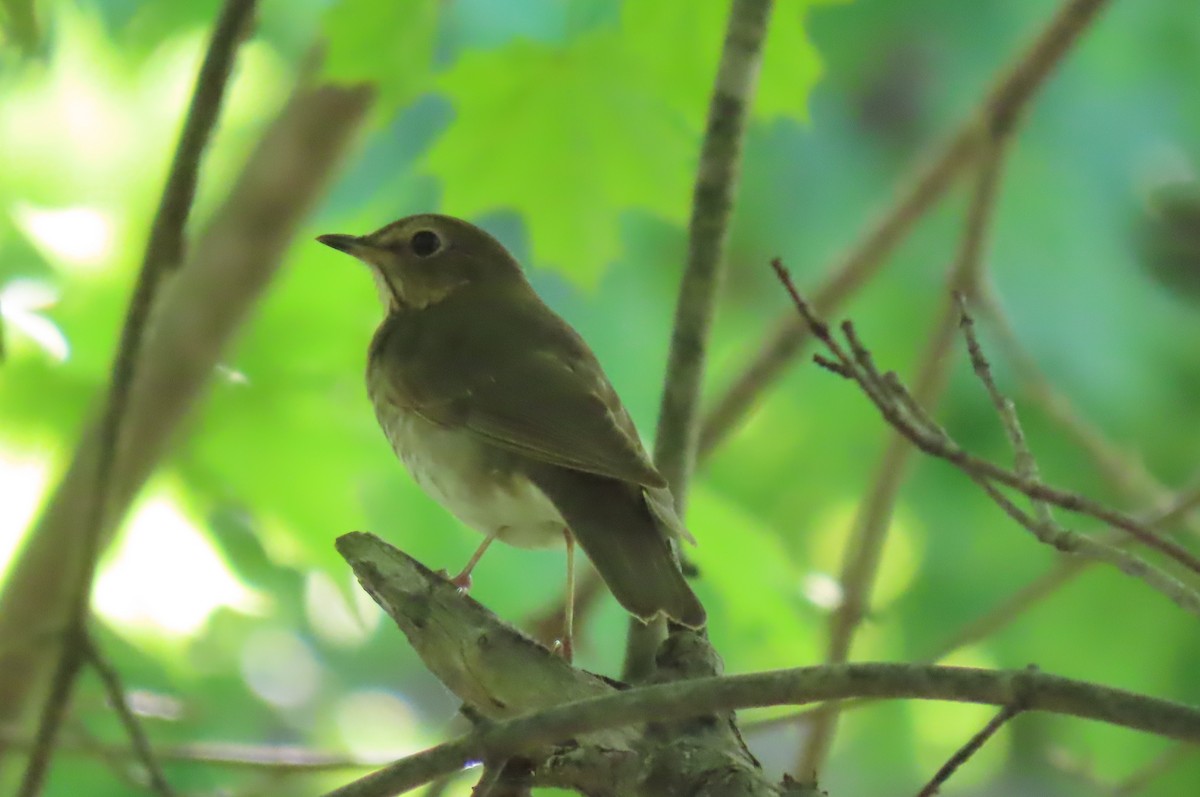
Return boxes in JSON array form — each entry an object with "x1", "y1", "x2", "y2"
[
  {"x1": 558, "y1": 529, "x2": 575, "y2": 662},
  {"x1": 447, "y1": 530, "x2": 499, "y2": 591}
]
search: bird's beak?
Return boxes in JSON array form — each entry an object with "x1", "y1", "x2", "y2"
[{"x1": 316, "y1": 233, "x2": 367, "y2": 256}]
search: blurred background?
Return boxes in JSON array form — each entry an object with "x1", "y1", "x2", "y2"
[{"x1": 1, "y1": 0, "x2": 1199, "y2": 794}]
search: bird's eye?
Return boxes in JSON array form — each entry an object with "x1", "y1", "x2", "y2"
[{"x1": 410, "y1": 229, "x2": 442, "y2": 258}]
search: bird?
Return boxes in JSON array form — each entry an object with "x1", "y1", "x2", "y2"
[{"x1": 317, "y1": 214, "x2": 706, "y2": 657}]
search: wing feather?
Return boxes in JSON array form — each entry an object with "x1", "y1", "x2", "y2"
[{"x1": 371, "y1": 283, "x2": 665, "y2": 489}]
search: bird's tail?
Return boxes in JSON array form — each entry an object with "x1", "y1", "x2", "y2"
[{"x1": 525, "y1": 466, "x2": 706, "y2": 629}]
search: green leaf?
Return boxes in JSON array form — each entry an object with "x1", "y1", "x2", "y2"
[
  {"x1": 756, "y1": 1, "x2": 826, "y2": 121},
  {"x1": 623, "y1": 0, "x2": 828, "y2": 124},
  {"x1": 424, "y1": 32, "x2": 696, "y2": 285},
  {"x1": 426, "y1": 0, "x2": 832, "y2": 285},
  {"x1": 320, "y1": 0, "x2": 439, "y2": 119},
  {"x1": 687, "y1": 485, "x2": 817, "y2": 670}
]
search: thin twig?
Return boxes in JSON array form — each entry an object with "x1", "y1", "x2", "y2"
[
  {"x1": 914, "y1": 679, "x2": 1030, "y2": 797},
  {"x1": 85, "y1": 641, "x2": 174, "y2": 795},
  {"x1": 797, "y1": 139, "x2": 1009, "y2": 776},
  {"x1": 967, "y1": 471, "x2": 1200, "y2": 617},
  {"x1": 772, "y1": 264, "x2": 1200, "y2": 616},
  {"x1": 739, "y1": 477, "x2": 1200, "y2": 737},
  {"x1": 978, "y1": 285, "x2": 1200, "y2": 543},
  {"x1": 322, "y1": 663, "x2": 1200, "y2": 797},
  {"x1": 699, "y1": 0, "x2": 1116, "y2": 456},
  {"x1": 16, "y1": 3, "x2": 257, "y2": 794},
  {"x1": 628, "y1": 0, "x2": 773, "y2": 681},
  {"x1": 812, "y1": 300, "x2": 1200, "y2": 575},
  {"x1": 956, "y1": 292, "x2": 1056, "y2": 528},
  {"x1": 0, "y1": 727, "x2": 384, "y2": 772}
]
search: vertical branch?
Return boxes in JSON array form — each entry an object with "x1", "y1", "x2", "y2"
[
  {"x1": 14, "y1": 3, "x2": 258, "y2": 792},
  {"x1": 698, "y1": 0, "x2": 1116, "y2": 457},
  {"x1": 796, "y1": 139, "x2": 1008, "y2": 777},
  {"x1": 653, "y1": 0, "x2": 774, "y2": 502},
  {"x1": 625, "y1": 0, "x2": 774, "y2": 681}
]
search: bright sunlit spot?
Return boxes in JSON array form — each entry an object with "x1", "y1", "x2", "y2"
[
  {"x1": 800, "y1": 571, "x2": 844, "y2": 611},
  {"x1": 13, "y1": 203, "x2": 115, "y2": 268},
  {"x1": 0, "y1": 279, "x2": 69, "y2": 361},
  {"x1": 0, "y1": 450, "x2": 50, "y2": 580},
  {"x1": 240, "y1": 628, "x2": 322, "y2": 709},
  {"x1": 94, "y1": 495, "x2": 264, "y2": 636},
  {"x1": 806, "y1": 499, "x2": 924, "y2": 610},
  {"x1": 335, "y1": 689, "x2": 420, "y2": 762},
  {"x1": 304, "y1": 570, "x2": 381, "y2": 647}
]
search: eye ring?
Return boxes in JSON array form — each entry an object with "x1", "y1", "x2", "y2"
[{"x1": 410, "y1": 229, "x2": 442, "y2": 258}]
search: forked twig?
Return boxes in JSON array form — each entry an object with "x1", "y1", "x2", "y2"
[{"x1": 770, "y1": 260, "x2": 1200, "y2": 618}]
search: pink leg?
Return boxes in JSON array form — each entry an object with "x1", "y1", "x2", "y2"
[
  {"x1": 447, "y1": 530, "x2": 499, "y2": 591},
  {"x1": 558, "y1": 530, "x2": 575, "y2": 662}
]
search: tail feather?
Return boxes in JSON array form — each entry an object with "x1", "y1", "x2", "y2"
[{"x1": 524, "y1": 464, "x2": 706, "y2": 629}]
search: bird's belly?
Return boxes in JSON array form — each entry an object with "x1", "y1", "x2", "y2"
[{"x1": 377, "y1": 406, "x2": 565, "y2": 549}]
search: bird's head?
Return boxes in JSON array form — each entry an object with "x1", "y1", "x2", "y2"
[{"x1": 318, "y1": 214, "x2": 524, "y2": 311}]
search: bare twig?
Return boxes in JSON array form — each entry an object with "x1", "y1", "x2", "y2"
[
  {"x1": 797, "y1": 140, "x2": 1009, "y2": 775},
  {"x1": 699, "y1": 0, "x2": 1116, "y2": 455},
  {"x1": 914, "y1": 678, "x2": 1030, "y2": 797},
  {"x1": 741, "y1": 477, "x2": 1200, "y2": 737},
  {"x1": 322, "y1": 662, "x2": 1200, "y2": 797},
  {"x1": 771, "y1": 263, "x2": 1200, "y2": 616},
  {"x1": 956, "y1": 292, "x2": 1056, "y2": 527},
  {"x1": 15, "y1": 3, "x2": 257, "y2": 793},
  {"x1": 629, "y1": 0, "x2": 774, "y2": 681},
  {"x1": 978, "y1": 285, "x2": 1200, "y2": 542},
  {"x1": 85, "y1": 642, "x2": 174, "y2": 795},
  {"x1": 0, "y1": 728, "x2": 384, "y2": 773}
]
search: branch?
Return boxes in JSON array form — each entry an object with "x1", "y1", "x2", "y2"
[
  {"x1": 85, "y1": 643, "x2": 174, "y2": 794},
  {"x1": 654, "y1": 0, "x2": 772, "y2": 501},
  {"x1": 739, "y1": 476, "x2": 1200, "y2": 739},
  {"x1": 338, "y1": 533, "x2": 779, "y2": 797},
  {"x1": 325, "y1": 661, "x2": 1200, "y2": 797},
  {"x1": 0, "y1": 73, "x2": 373, "y2": 766},
  {"x1": 15, "y1": 3, "x2": 257, "y2": 792},
  {"x1": 770, "y1": 263, "x2": 1200, "y2": 617},
  {"x1": 978, "y1": 285, "x2": 1200, "y2": 542},
  {"x1": 699, "y1": 0, "x2": 1116, "y2": 456},
  {"x1": 629, "y1": 0, "x2": 774, "y2": 682},
  {"x1": 797, "y1": 137, "x2": 1009, "y2": 776},
  {"x1": 915, "y1": 694, "x2": 1027, "y2": 797}
]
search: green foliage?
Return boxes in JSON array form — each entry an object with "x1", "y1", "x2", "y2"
[
  {"x1": 321, "y1": 0, "x2": 439, "y2": 119},
  {"x1": 426, "y1": 0, "x2": 828, "y2": 283}
]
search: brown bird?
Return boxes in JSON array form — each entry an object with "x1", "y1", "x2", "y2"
[{"x1": 318, "y1": 214, "x2": 705, "y2": 656}]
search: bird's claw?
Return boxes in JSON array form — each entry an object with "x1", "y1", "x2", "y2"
[{"x1": 436, "y1": 568, "x2": 473, "y2": 592}]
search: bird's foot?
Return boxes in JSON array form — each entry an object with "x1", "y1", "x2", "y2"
[
  {"x1": 551, "y1": 637, "x2": 573, "y2": 663},
  {"x1": 436, "y1": 568, "x2": 473, "y2": 592}
]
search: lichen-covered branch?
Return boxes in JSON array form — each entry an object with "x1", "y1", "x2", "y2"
[
  {"x1": 337, "y1": 533, "x2": 781, "y2": 797},
  {"x1": 327, "y1": 650, "x2": 1200, "y2": 797}
]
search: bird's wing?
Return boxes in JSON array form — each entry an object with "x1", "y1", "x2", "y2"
[{"x1": 374, "y1": 285, "x2": 666, "y2": 489}]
